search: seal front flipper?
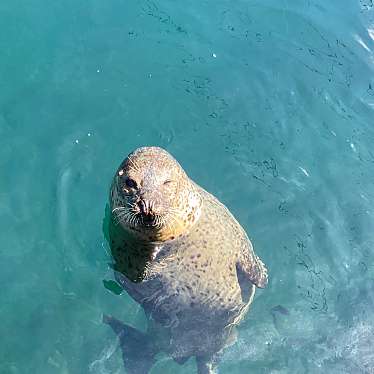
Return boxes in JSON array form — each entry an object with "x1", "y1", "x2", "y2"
[
  {"x1": 196, "y1": 354, "x2": 220, "y2": 374},
  {"x1": 237, "y1": 240, "x2": 268, "y2": 289},
  {"x1": 103, "y1": 314, "x2": 156, "y2": 374}
]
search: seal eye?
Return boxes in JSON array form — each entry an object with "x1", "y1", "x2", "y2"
[
  {"x1": 125, "y1": 178, "x2": 137, "y2": 189},
  {"x1": 164, "y1": 179, "x2": 173, "y2": 185}
]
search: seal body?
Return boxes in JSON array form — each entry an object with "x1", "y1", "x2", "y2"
[{"x1": 107, "y1": 147, "x2": 268, "y2": 373}]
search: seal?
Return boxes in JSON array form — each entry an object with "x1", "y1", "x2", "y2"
[{"x1": 105, "y1": 146, "x2": 268, "y2": 374}]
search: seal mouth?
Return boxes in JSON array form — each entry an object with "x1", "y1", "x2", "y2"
[
  {"x1": 112, "y1": 197, "x2": 169, "y2": 231},
  {"x1": 135, "y1": 199, "x2": 161, "y2": 228},
  {"x1": 140, "y1": 213, "x2": 157, "y2": 227}
]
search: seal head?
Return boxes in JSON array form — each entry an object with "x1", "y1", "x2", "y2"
[{"x1": 110, "y1": 146, "x2": 202, "y2": 242}]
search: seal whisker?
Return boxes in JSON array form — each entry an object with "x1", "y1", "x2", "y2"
[
  {"x1": 112, "y1": 206, "x2": 126, "y2": 214},
  {"x1": 127, "y1": 212, "x2": 137, "y2": 227},
  {"x1": 165, "y1": 207, "x2": 181, "y2": 214},
  {"x1": 166, "y1": 212, "x2": 183, "y2": 228},
  {"x1": 112, "y1": 210, "x2": 127, "y2": 220},
  {"x1": 165, "y1": 215, "x2": 178, "y2": 233},
  {"x1": 154, "y1": 215, "x2": 164, "y2": 229},
  {"x1": 127, "y1": 157, "x2": 142, "y2": 173},
  {"x1": 113, "y1": 209, "x2": 126, "y2": 220},
  {"x1": 114, "y1": 211, "x2": 130, "y2": 226},
  {"x1": 127, "y1": 157, "x2": 138, "y2": 170},
  {"x1": 115, "y1": 209, "x2": 136, "y2": 226}
]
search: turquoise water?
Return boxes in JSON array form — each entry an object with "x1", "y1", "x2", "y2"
[{"x1": 1, "y1": 1, "x2": 374, "y2": 373}]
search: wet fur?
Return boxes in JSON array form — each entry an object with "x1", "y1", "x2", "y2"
[{"x1": 106, "y1": 147, "x2": 268, "y2": 373}]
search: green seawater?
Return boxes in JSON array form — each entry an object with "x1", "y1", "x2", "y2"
[{"x1": 1, "y1": 1, "x2": 374, "y2": 373}]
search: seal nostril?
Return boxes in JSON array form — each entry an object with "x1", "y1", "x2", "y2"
[
  {"x1": 138, "y1": 200, "x2": 146, "y2": 214},
  {"x1": 138, "y1": 199, "x2": 155, "y2": 216}
]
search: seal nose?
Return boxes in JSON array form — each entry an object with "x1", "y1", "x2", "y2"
[{"x1": 138, "y1": 199, "x2": 154, "y2": 217}]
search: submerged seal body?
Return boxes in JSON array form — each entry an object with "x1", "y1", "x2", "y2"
[{"x1": 106, "y1": 146, "x2": 268, "y2": 374}]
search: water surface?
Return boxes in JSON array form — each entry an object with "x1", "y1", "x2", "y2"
[{"x1": 1, "y1": 1, "x2": 374, "y2": 373}]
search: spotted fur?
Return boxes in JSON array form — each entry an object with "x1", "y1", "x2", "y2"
[{"x1": 107, "y1": 146, "x2": 268, "y2": 373}]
